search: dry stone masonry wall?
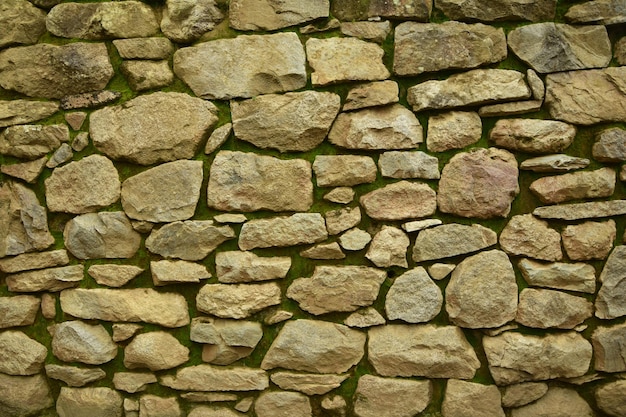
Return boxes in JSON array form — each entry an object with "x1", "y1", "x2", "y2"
[{"x1": 2, "y1": 0, "x2": 626, "y2": 416}]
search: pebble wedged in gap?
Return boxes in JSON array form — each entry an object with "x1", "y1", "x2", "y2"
[{"x1": 113, "y1": 38, "x2": 174, "y2": 60}]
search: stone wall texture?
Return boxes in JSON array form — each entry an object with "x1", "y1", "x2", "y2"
[{"x1": 1, "y1": 0, "x2": 626, "y2": 416}]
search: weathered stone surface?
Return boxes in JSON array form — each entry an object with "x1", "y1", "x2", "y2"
[
  {"x1": 325, "y1": 207, "x2": 361, "y2": 235},
  {"x1": 238, "y1": 213, "x2": 327, "y2": 250},
  {"x1": 517, "y1": 288, "x2": 593, "y2": 329},
  {"x1": 379, "y1": 151, "x2": 439, "y2": 179},
  {"x1": 563, "y1": 220, "x2": 615, "y2": 261},
  {"x1": 343, "y1": 81, "x2": 398, "y2": 112},
  {"x1": 360, "y1": 181, "x2": 436, "y2": 220},
  {"x1": 0, "y1": 373, "x2": 52, "y2": 417},
  {"x1": 125, "y1": 332, "x2": 189, "y2": 371},
  {"x1": 593, "y1": 128, "x2": 626, "y2": 163},
  {"x1": 546, "y1": 67, "x2": 626, "y2": 125},
  {"x1": 0, "y1": 296, "x2": 39, "y2": 329},
  {"x1": 427, "y1": 111, "x2": 481, "y2": 153},
  {"x1": 519, "y1": 258, "x2": 596, "y2": 294},
  {"x1": 501, "y1": 382, "x2": 549, "y2": 408},
  {"x1": 479, "y1": 100, "x2": 543, "y2": 117},
  {"x1": 300, "y1": 242, "x2": 345, "y2": 260},
  {"x1": 160, "y1": 365, "x2": 269, "y2": 392},
  {"x1": 60, "y1": 288, "x2": 189, "y2": 328},
  {"x1": 255, "y1": 391, "x2": 311, "y2": 417},
  {"x1": 508, "y1": 23, "x2": 611, "y2": 73},
  {"x1": 345, "y1": 308, "x2": 386, "y2": 328},
  {"x1": 0, "y1": 43, "x2": 113, "y2": 99},
  {"x1": 394, "y1": 22, "x2": 506, "y2": 76},
  {"x1": 264, "y1": 310, "x2": 293, "y2": 326},
  {"x1": 188, "y1": 406, "x2": 245, "y2": 417},
  {"x1": 64, "y1": 212, "x2": 140, "y2": 260},
  {"x1": 232, "y1": 91, "x2": 339, "y2": 153},
  {"x1": 403, "y1": 218, "x2": 442, "y2": 233},
  {"x1": 61, "y1": 90, "x2": 121, "y2": 110},
  {"x1": 287, "y1": 266, "x2": 386, "y2": 315},
  {"x1": 174, "y1": 33, "x2": 306, "y2": 100},
  {"x1": 435, "y1": 0, "x2": 556, "y2": 22},
  {"x1": 413, "y1": 223, "x2": 497, "y2": 262},
  {"x1": 483, "y1": 331, "x2": 592, "y2": 385},
  {"x1": 216, "y1": 251, "x2": 290, "y2": 283},
  {"x1": 0, "y1": 249, "x2": 68, "y2": 274},
  {"x1": 446, "y1": 250, "x2": 518, "y2": 329},
  {"x1": 365, "y1": 226, "x2": 409, "y2": 268},
  {"x1": 0, "y1": 124, "x2": 68, "y2": 159},
  {"x1": 368, "y1": 324, "x2": 480, "y2": 379},
  {"x1": 207, "y1": 151, "x2": 313, "y2": 212},
  {"x1": 442, "y1": 379, "x2": 504, "y2": 417},
  {"x1": 490, "y1": 119, "x2": 576, "y2": 154},
  {"x1": 56, "y1": 387, "x2": 123, "y2": 417},
  {"x1": 0, "y1": 100, "x2": 59, "y2": 128},
  {"x1": 196, "y1": 283, "x2": 281, "y2": 319},
  {"x1": 151, "y1": 260, "x2": 210, "y2": 286},
  {"x1": 262, "y1": 320, "x2": 365, "y2": 373},
  {"x1": 596, "y1": 381, "x2": 626, "y2": 417},
  {"x1": 46, "y1": 143, "x2": 73, "y2": 168},
  {"x1": 162, "y1": 0, "x2": 223, "y2": 43},
  {"x1": 121, "y1": 60, "x2": 174, "y2": 92},
  {"x1": 271, "y1": 372, "x2": 348, "y2": 396},
  {"x1": 438, "y1": 148, "x2": 519, "y2": 218},
  {"x1": 139, "y1": 395, "x2": 181, "y2": 417},
  {"x1": 112, "y1": 324, "x2": 142, "y2": 343},
  {"x1": 91, "y1": 92, "x2": 217, "y2": 165},
  {"x1": 329, "y1": 104, "x2": 423, "y2": 150},
  {"x1": 87, "y1": 265, "x2": 143, "y2": 288},
  {"x1": 192, "y1": 317, "x2": 262, "y2": 365},
  {"x1": 368, "y1": 0, "x2": 432, "y2": 20},
  {"x1": 46, "y1": 365, "x2": 106, "y2": 388},
  {"x1": 520, "y1": 154, "x2": 590, "y2": 172},
  {"x1": 0, "y1": 331, "x2": 46, "y2": 375},
  {"x1": 324, "y1": 187, "x2": 355, "y2": 204},
  {"x1": 341, "y1": 20, "x2": 392, "y2": 44},
  {"x1": 313, "y1": 155, "x2": 377, "y2": 187},
  {"x1": 386, "y1": 267, "x2": 442, "y2": 323},
  {"x1": 566, "y1": 0, "x2": 626, "y2": 24},
  {"x1": 339, "y1": 228, "x2": 372, "y2": 251},
  {"x1": 592, "y1": 322, "x2": 626, "y2": 372},
  {"x1": 530, "y1": 167, "x2": 615, "y2": 204},
  {"x1": 113, "y1": 38, "x2": 174, "y2": 60},
  {"x1": 499, "y1": 214, "x2": 562, "y2": 261},
  {"x1": 616, "y1": 37, "x2": 626, "y2": 65},
  {"x1": 52, "y1": 321, "x2": 117, "y2": 365},
  {"x1": 70, "y1": 132, "x2": 89, "y2": 151},
  {"x1": 204, "y1": 123, "x2": 231, "y2": 154},
  {"x1": 301, "y1": 18, "x2": 340, "y2": 34},
  {"x1": 41, "y1": 294, "x2": 55, "y2": 319},
  {"x1": 428, "y1": 263, "x2": 455, "y2": 280},
  {"x1": 6, "y1": 265, "x2": 83, "y2": 292},
  {"x1": 354, "y1": 375, "x2": 431, "y2": 417},
  {"x1": 113, "y1": 372, "x2": 156, "y2": 393},
  {"x1": 122, "y1": 160, "x2": 203, "y2": 222},
  {"x1": 230, "y1": 0, "x2": 327, "y2": 31},
  {"x1": 146, "y1": 221, "x2": 234, "y2": 261},
  {"x1": 0, "y1": 0, "x2": 46, "y2": 49},
  {"x1": 408, "y1": 69, "x2": 530, "y2": 112},
  {"x1": 510, "y1": 387, "x2": 593, "y2": 417}
]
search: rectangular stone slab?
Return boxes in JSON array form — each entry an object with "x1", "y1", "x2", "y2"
[{"x1": 533, "y1": 200, "x2": 626, "y2": 220}]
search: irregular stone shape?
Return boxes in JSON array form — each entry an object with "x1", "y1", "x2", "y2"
[
  {"x1": 122, "y1": 160, "x2": 203, "y2": 222},
  {"x1": 113, "y1": 38, "x2": 174, "y2": 60},
  {"x1": 0, "y1": 296, "x2": 39, "y2": 329},
  {"x1": 499, "y1": 214, "x2": 562, "y2": 261},
  {"x1": 0, "y1": 100, "x2": 59, "y2": 128},
  {"x1": 596, "y1": 380, "x2": 626, "y2": 417},
  {"x1": 196, "y1": 283, "x2": 281, "y2": 319},
  {"x1": 300, "y1": 242, "x2": 345, "y2": 260},
  {"x1": 6, "y1": 265, "x2": 83, "y2": 292},
  {"x1": 329, "y1": 104, "x2": 423, "y2": 150},
  {"x1": 562, "y1": 220, "x2": 615, "y2": 261},
  {"x1": 592, "y1": 322, "x2": 626, "y2": 372},
  {"x1": 378, "y1": 151, "x2": 439, "y2": 179},
  {"x1": 56, "y1": 387, "x2": 123, "y2": 417},
  {"x1": 60, "y1": 288, "x2": 190, "y2": 328},
  {"x1": 0, "y1": 0, "x2": 46, "y2": 48},
  {"x1": 230, "y1": 0, "x2": 328, "y2": 31},
  {"x1": 339, "y1": 228, "x2": 372, "y2": 251},
  {"x1": 368, "y1": 0, "x2": 432, "y2": 20},
  {"x1": 442, "y1": 379, "x2": 504, "y2": 417},
  {"x1": 113, "y1": 372, "x2": 157, "y2": 393},
  {"x1": 483, "y1": 331, "x2": 592, "y2": 385},
  {"x1": 345, "y1": 307, "x2": 386, "y2": 328},
  {"x1": 446, "y1": 250, "x2": 517, "y2": 329},
  {"x1": 46, "y1": 143, "x2": 73, "y2": 168},
  {"x1": 174, "y1": 32, "x2": 306, "y2": 100},
  {"x1": 61, "y1": 90, "x2": 121, "y2": 110},
  {"x1": 344, "y1": 82, "x2": 398, "y2": 113},
  {"x1": 207, "y1": 151, "x2": 313, "y2": 212},
  {"x1": 360, "y1": 181, "x2": 436, "y2": 220},
  {"x1": 435, "y1": 0, "x2": 556, "y2": 22},
  {"x1": 365, "y1": 226, "x2": 409, "y2": 268},
  {"x1": 0, "y1": 124, "x2": 68, "y2": 159},
  {"x1": 46, "y1": 365, "x2": 106, "y2": 388},
  {"x1": 238, "y1": 213, "x2": 327, "y2": 250},
  {"x1": 508, "y1": 23, "x2": 611, "y2": 73},
  {"x1": 88, "y1": 265, "x2": 143, "y2": 288},
  {"x1": 516, "y1": 288, "x2": 593, "y2": 329},
  {"x1": 232, "y1": 91, "x2": 340, "y2": 152},
  {"x1": 412, "y1": 223, "x2": 497, "y2": 262},
  {"x1": 565, "y1": 0, "x2": 626, "y2": 24},
  {"x1": 0, "y1": 43, "x2": 113, "y2": 99},
  {"x1": 91, "y1": 92, "x2": 217, "y2": 165},
  {"x1": 139, "y1": 395, "x2": 181, "y2": 417},
  {"x1": 146, "y1": 221, "x2": 235, "y2": 261},
  {"x1": 160, "y1": 365, "x2": 269, "y2": 392},
  {"x1": 161, "y1": 0, "x2": 223, "y2": 43},
  {"x1": 394, "y1": 22, "x2": 506, "y2": 76},
  {"x1": 427, "y1": 111, "x2": 482, "y2": 152},
  {"x1": 428, "y1": 263, "x2": 455, "y2": 280},
  {"x1": 313, "y1": 155, "x2": 377, "y2": 187},
  {"x1": 205, "y1": 123, "x2": 231, "y2": 154},
  {"x1": 368, "y1": 324, "x2": 480, "y2": 379},
  {"x1": 479, "y1": 100, "x2": 543, "y2": 117},
  {"x1": 287, "y1": 266, "x2": 386, "y2": 315},
  {"x1": 0, "y1": 249, "x2": 68, "y2": 274},
  {"x1": 408, "y1": 69, "x2": 530, "y2": 112},
  {"x1": 438, "y1": 148, "x2": 519, "y2": 218},
  {"x1": 112, "y1": 324, "x2": 142, "y2": 343},
  {"x1": 518, "y1": 258, "x2": 596, "y2": 294},
  {"x1": 324, "y1": 187, "x2": 355, "y2": 204},
  {"x1": 1, "y1": 157, "x2": 46, "y2": 184},
  {"x1": 325, "y1": 206, "x2": 361, "y2": 235},
  {"x1": 191, "y1": 318, "x2": 262, "y2": 365},
  {"x1": 0, "y1": 331, "x2": 46, "y2": 375},
  {"x1": 301, "y1": 18, "x2": 340, "y2": 34},
  {"x1": 262, "y1": 320, "x2": 365, "y2": 374},
  {"x1": 255, "y1": 391, "x2": 311, "y2": 417},
  {"x1": 306, "y1": 37, "x2": 389, "y2": 86},
  {"x1": 511, "y1": 387, "x2": 593, "y2": 417},
  {"x1": 546, "y1": 67, "x2": 626, "y2": 125},
  {"x1": 490, "y1": 119, "x2": 576, "y2": 154},
  {"x1": 520, "y1": 154, "x2": 590, "y2": 172},
  {"x1": 385, "y1": 267, "x2": 443, "y2": 323},
  {"x1": 530, "y1": 167, "x2": 615, "y2": 204},
  {"x1": 534, "y1": 200, "x2": 626, "y2": 220},
  {"x1": 64, "y1": 212, "x2": 140, "y2": 260},
  {"x1": 616, "y1": 37, "x2": 626, "y2": 65},
  {"x1": 340, "y1": 21, "x2": 390, "y2": 45},
  {"x1": 354, "y1": 375, "x2": 431, "y2": 417},
  {"x1": 121, "y1": 60, "x2": 174, "y2": 92},
  {"x1": 271, "y1": 372, "x2": 348, "y2": 396},
  {"x1": 151, "y1": 260, "x2": 211, "y2": 286},
  {"x1": 216, "y1": 251, "x2": 290, "y2": 283},
  {"x1": 501, "y1": 382, "x2": 549, "y2": 408},
  {"x1": 593, "y1": 128, "x2": 626, "y2": 162},
  {"x1": 0, "y1": 373, "x2": 52, "y2": 417},
  {"x1": 124, "y1": 332, "x2": 189, "y2": 371},
  {"x1": 52, "y1": 321, "x2": 117, "y2": 365}
]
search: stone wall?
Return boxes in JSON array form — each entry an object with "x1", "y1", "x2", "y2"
[{"x1": 1, "y1": 0, "x2": 626, "y2": 416}]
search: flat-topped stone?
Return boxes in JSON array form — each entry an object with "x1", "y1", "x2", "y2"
[
  {"x1": 6, "y1": 265, "x2": 83, "y2": 293},
  {"x1": 113, "y1": 38, "x2": 174, "y2": 60},
  {"x1": 490, "y1": 119, "x2": 576, "y2": 154},
  {"x1": 533, "y1": 200, "x2": 626, "y2": 220},
  {"x1": 196, "y1": 283, "x2": 281, "y2": 319},
  {"x1": 360, "y1": 181, "x2": 436, "y2": 220},
  {"x1": 412, "y1": 223, "x2": 497, "y2": 262},
  {"x1": 161, "y1": 0, "x2": 224, "y2": 43},
  {"x1": 0, "y1": 296, "x2": 40, "y2": 328},
  {"x1": 0, "y1": 100, "x2": 59, "y2": 128},
  {"x1": 565, "y1": 0, "x2": 626, "y2": 25},
  {"x1": 0, "y1": 0, "x2": 46, "y2": 49},
  {"x1": 516, "y1": 288, "x2": 593, "y2": 329},
  {"x1": 520, "y1": 154, "x2": 590, "y2": 172},
  {"x1": 0, "y1": 124, "x2": 69, "y2": 159},
  {"x1": 314, "y1": 155, "x2": 377, "y2": 187},
  {"x1": 238, "y1": 213, "x2": 327, "y2": 250},
  {"x1": 229, "y1": 0, "x2": 329, "y2": 31},
  {"x1": 146, "y1": 221, "x2": 235, "y2": 261},
  {"x1": 435, "y1": 0, "x2": 556, "y2": 22},
  {"x1": 518, "y1": 258, "x2": 596, "y2": 294},
  {"x1": 160, "y1": 365, "x2": 269, "y2": 392},
  {"x1": 216, "y1": 251, "x2": 290, "y2": 283},
  {"x1": 529, "y1": 167, "x2": 615, "y2": 204},
  {"x1": 499, "y1": 214, "x2": 562, "y2": 261}
]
